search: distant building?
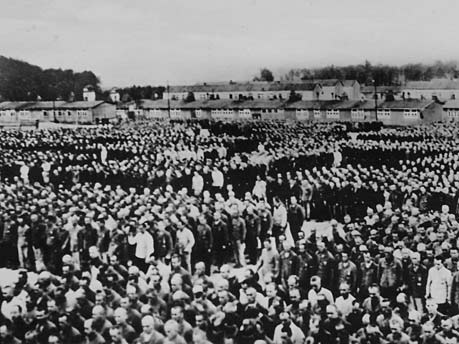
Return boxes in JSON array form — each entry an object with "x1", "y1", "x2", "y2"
[
  {"x1": 109, "y1": 88, "x2": 120, "y2": 103},
  {"x1": 83, "y1": 85, "x2": 96, "y2": 102},
  {"x1": 115, "y1": 97, "x2": 442, "y2": 126},
  {"x1": 360, "y1": 85, "x2": 402, "y2": 101},
  {"x1": 443, "y1": 100, "x2": 459, "y2": 121},
  {"x1": 402, "y1": 79, "x2": 459, "y2": 101},
  {"x1": 164, "y1": 80, "x2": 361, "y2": 102},
  {"x1": 374, "y1": 99, "x2": 442, "y2": 125},
  {"x1": 0, "y1": 100, "x2": 116, "y2": 124}
]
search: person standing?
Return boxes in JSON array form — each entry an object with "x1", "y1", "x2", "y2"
[
  {"x1": 279, "y1": 241, "x2": 299, "y2": 290},
  {"x1": 128, "y1": 221, "x2": 154, "y2": 273},
  {"x1": 193, "y1": 215, "x2": 213, "y2": 264},
  {"x1": 230, "y1": 210, "x2": 246, "y2": 267},
  {"x1": 211, "y1": 165, "x2": 224, "y2": 195},
  {"x1": 272, "y1": 197, "x2": 287, "y2": 244},
  {"x1": 175, "y1": 220, "x2": 195, "y2": 273},
  {"x1": 16, "y1": 216, "x2": 29, "y2": 269},
  {"x1": 258, "y1": 201, "x2": 273, "y2": 244},
  {"x1": 256, "y1": 238, "x2": 280, "y2": 282},
  {"x1": 192, "y1": 170, "x2": 204, "y2": 196},
  {"x1": 211, "y1": 212, "x2": 230, "y2": 269},
  {"x1": 244, "y1": 205, "x2": 260, "y2": 265},
  {"x1": 378, "y1": 246, "x2": 403, "y2": 302},
  {"x1": 316, "y1": 240, "x2": 336, "y2": 291},
  {"x1": 407, "y1": 252, "x2": 427, "y2": 313},
  {"x1": 287, "y1": 196, "x2": 305, "y2": 242},
  {"x1": 426, "y1": 255, "x2": 452, "y2": 315}
]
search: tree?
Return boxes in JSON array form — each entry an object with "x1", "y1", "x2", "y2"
[
  {"x1": 184, "y1": 91, "x2": 195, "y2": 102},
  {"x1": 254, "y1": 68, "x2": 274, "y2": 82},
  {"x1": 288, "y1": 90, "x2": 302, "y2": 102}
]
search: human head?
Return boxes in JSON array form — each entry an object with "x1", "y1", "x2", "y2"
[
  {"x1": 109, "y1": 326, "x2": 123, "y2": 343},
  {"x1": 310, "y1": 276, "x2": 321, "y2": 291},
  {"x1": 426, "y1": 298, "x2": 438, "y2": 314},
  {"x1": 434, "y1": 255, "x2": 444, "y2": 269},
  {"x1": 114, "y1": 307, "x2": 128, "y2": 325},
  {"x1": 423, "y1": 322, "x2": 436, "y2": 339},
  {"x1": 92, "y1": 305, "x2": 105, "y2": 320},
  {"x1": 245, "y1": 287, "x2": 257, "y2": 304},
  {"x1": 195, "y1": 262, "x2": 206, "y2": 275},
  {"x1": 141, "y1": 315, "x2": 155, "y2": 335},
  {"x1": 164, "y1": 319, "x2": 179, "y2": 339},
  {"x1": 339, "y1": 282, "x2": 350, "y2": 297},
  {"x1": 326, "y1": 304, "x2": 339, "y2": 319},
  {"x1": 171, "y1": 305, "x2": 184, "y2": 323}
]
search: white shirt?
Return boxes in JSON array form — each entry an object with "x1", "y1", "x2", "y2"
[
  {"x1": 211, "y1": 169, "x2": 224, "y2": 187},
  {"x1": 239, "y1": 290, "x2": 268, "y2": 310},
  {"x1": 273, "y1": 322, "x2": 305, "y2": 344},
  {"x1": 252, "y1": 180, "x2": 267, "y2": 199},
  {"x1": 335, "y1": 294, "x2": 356, "y2": 317},
  {"x1": 20, "y1": 165, "x2": 29, "y2": 179},
  {"x1": 273, "y1": 205, "x2": 287, "y2": 227},
  {"x1": 192, "y1": 174, "x2": 204, "y2": 194},
  {"x1": 176, "y1": 228, "x2": 195, "y2": 253},
  {"x1": 1, "y1": 295, "x2": 26, "y2": 320},
  {"x1": 308, "y1": 287, "x2": 334, "y2": 307},
  {"x1": 426, "y1": 265, "x2": 452, "y2": 304},
  {"x1": 128, "y1": 231, "x2": 154, "y2": 260}
]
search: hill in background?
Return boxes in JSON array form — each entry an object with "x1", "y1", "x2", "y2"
[{"x1": 0, "y1": 56, "x2": 101, "y2": 101}]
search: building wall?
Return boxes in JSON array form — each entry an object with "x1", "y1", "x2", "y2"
[
  {"x1": 342, "y1": 85, "x2": 360, "y2": 100},
  {"x1": 76, "y1": 110, "x2": 92, "y2": 123},
  {"x1": 237, "y1": 109, "x2": 252, "y2": 119},
  {"x1": 54, "y1": 109, "x2": 76, "y2": 123},
  {"x1": 92, "y1": 103, "x2": 117, "y2": 122},
  {"x1": 83, "y1": 91, "x2": 96, "y2": 102},
  {"x1": 319, "y1": 86, "x2": 337, "y2": 100},
  {"x1": 194, "y1": 109, "x2": 211, "y2": 119},
  {"x1": 422, "y1": 103, "x2": 443, "y2": 123},
  {"x1": 259, "y1": 109, "x2": 284, "y2": 120},
  {"x1": 170, "y1": 89, "x2": 312, "y2": 101},
  {"x1": 0, "y1": 110, "x2": 17, "y2": 122},
  {"x1": 339, "y1": 109, "x2": 352, "y2": 121},
  {"x1": 403, "y1": 89, "x2": 459, "y2": 101},
  {"x1": 110, "y1": 93, "x2": 120, "y2": 103},
  {"x1": 443, "y1": 109, "x2": 459, "y2": 122}
]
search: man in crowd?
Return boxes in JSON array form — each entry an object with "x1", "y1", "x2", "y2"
[{"x1": 2, "y1": 120, "x2": 459, "y2": 344}]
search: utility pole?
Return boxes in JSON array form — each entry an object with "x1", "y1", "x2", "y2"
[
  {"x1": 53, "y1": 99, "x2": 56, "y2": 122},
  {"x1": 373, "y1": 79, "x2": 378, "y2": 121},
  {"x1": 167, "y1": 83, "x2": 171, "y2": 120}
]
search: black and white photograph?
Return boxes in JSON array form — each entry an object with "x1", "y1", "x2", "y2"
[{"x1": 1, "y1": 1, "x2": 459, "y2": 343}]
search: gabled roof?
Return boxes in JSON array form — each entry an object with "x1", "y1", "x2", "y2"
[
  {"x1": 24, "y1": 101, "x2": 67, "y2": 110},
  {"x1": 330, "y1": 100, "x2": 363, "y2": 110},
  {"x1": 352, "y1": 101, "x2": 378, "y2": 110},
  {"x1": 405, "y1": 79, "x2": 459, "y2": 90},
  {"x1": 0, "y1": 101, "x2": 35, "y2": 110},
  {"x1": 137, "y1": 99, "x2": 288, "y2": 110},
  {"x1": 58, "y1": 101, "x2": 106, "y2": 109},
  {"x1": 342, "y1": 80, "x2": 359, "y2": 87},
  {"x1": 443, "y1": 100, "x2": 459, "y2": 109},
  {"x1": 313, "y1": 79, "x2": 341, "y2": 87},
  {"x1": 283, "y1": 100, "x2": 341, "y2": 110},
  {"x1": 361, "y1": 85, "x2": 402, "y2": 93},
  {"x1": 169, "y1": 81, "x2": 322, "y2": 93},
  {"x1": 0, "y1": 100, "x2": 109, "y2": 110},
  {"x1": 377, "y1": 100, "x2": 434, "y2": 110}
]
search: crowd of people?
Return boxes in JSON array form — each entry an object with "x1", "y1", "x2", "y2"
[{"x1": 1, "y1": 119, "x2": 459, "y2": 343}]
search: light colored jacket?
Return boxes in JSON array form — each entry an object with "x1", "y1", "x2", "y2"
[{"x1": 426, "y1": 265, "x2": 452, "y2": 304}]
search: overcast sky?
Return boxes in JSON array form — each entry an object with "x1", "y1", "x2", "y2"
[{"x1": 1, "y1": 0, "x2": 458, "y2": 87}]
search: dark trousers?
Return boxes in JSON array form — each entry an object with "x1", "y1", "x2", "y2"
[{"x1": 134, "y1": 256, "x2": 148, "y2": 273}]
